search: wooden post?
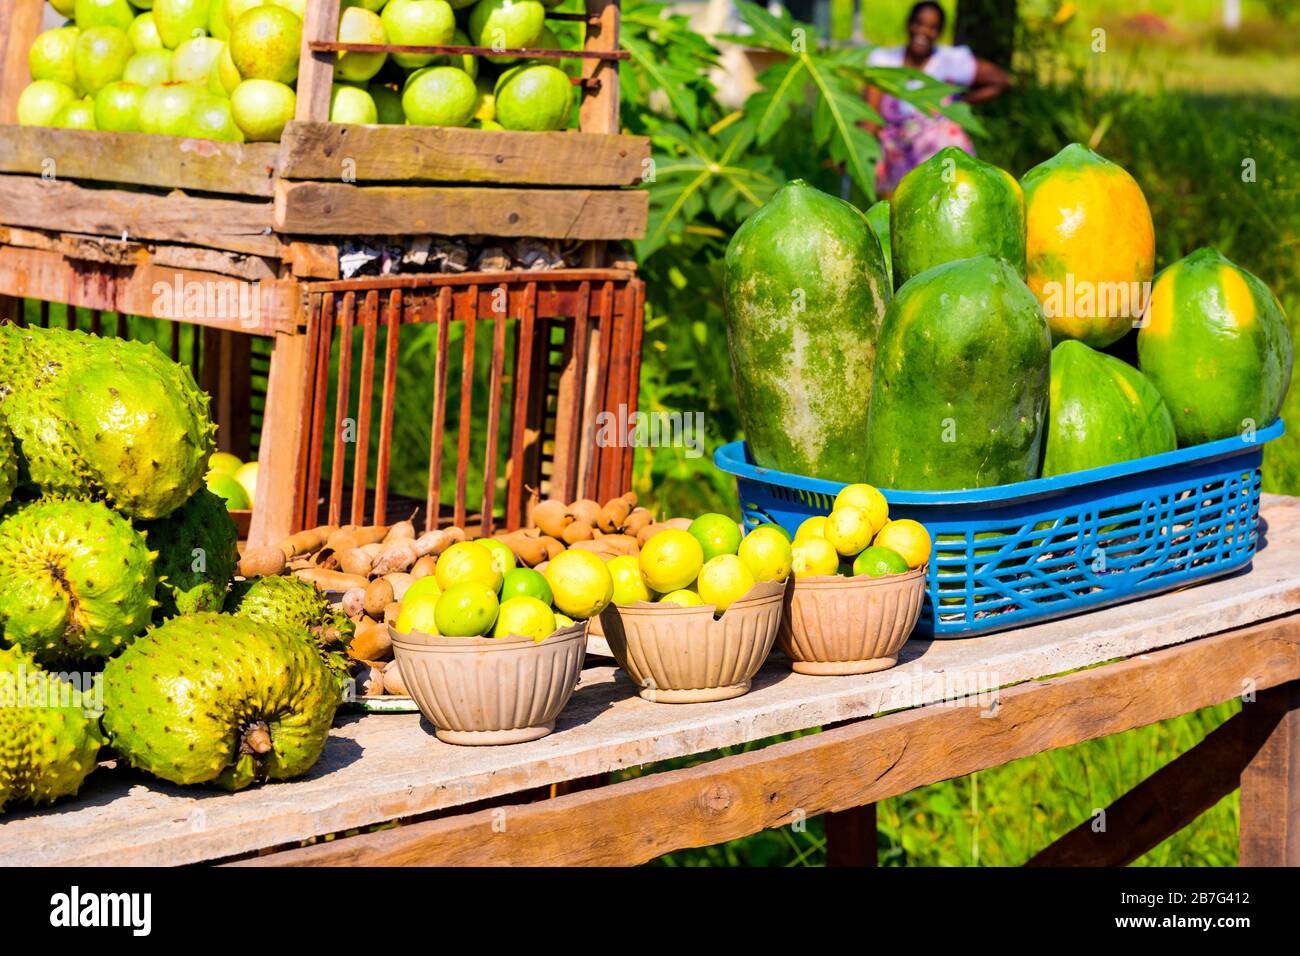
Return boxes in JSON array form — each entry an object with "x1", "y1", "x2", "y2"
[
  {"x1": 0, "y1": 0, "x2": 44, "y2": 124},
  {"x1": 824, "y1": 804, "x2": 878, "y2": 867},
  {"x1": 1240, "y1": 680, "x2": 1300, "y2": 866},
  {"x1": 295, "y1": 0, "x2": 340, "y2": 123},
  {"x1": 579, "y1": 0, "x2": 622, "y2": 271},
  {"x1": 249, "y1": 330, "x2": 311, "y2": 547}
]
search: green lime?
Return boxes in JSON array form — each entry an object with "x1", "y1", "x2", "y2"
[
  {"x1": 501, "y1": 567, "x2": 552, "y2": 605},
  {"x1": 755, "y1": 521, "x2": 792, "y2": 541},
  {"x1": 688, "y1": 513, "x2": 743, "y2": 562},
  {"x1": 480, "y1": 538, "x2": 517, "y2": 578},
  {"x1": 433, "y1": 581, "x2": 499, "y2": 636},
  {"x1": 403, "y1": 575, "x2": 443, "y2": 603},
  {"x1": 851, "y1": 546, "x2": 910, "y2": 578}
]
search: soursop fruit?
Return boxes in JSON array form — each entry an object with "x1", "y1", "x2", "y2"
[
  {"x1": 102, "y1": 612, "x2": 339, "y2": 791},
  {"x1": 143, "y1": 488, "x2": 239, "y2": 619},
  {"x1": 0, "y1": 498, "x2": 158, "y2": 667},
  {"x1": 227, "y1": 575, "x2": 354, "y2": 686},
  {"x1": 0, "y1": 645, "x2": 104, "y2": 813},
  {"x1": 0, "y1": 418, "x2": 16, "y2": 510},
  {"x1": 0, "y1": 324, "x2": 216, "y2": 520}
]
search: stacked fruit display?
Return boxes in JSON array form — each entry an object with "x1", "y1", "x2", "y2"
[
  {"x1": 0, "y1": 323, "x2": 341, "y2": 811},
  {"x1": 787, "y1": 483, "x2": 930, "y2": 578},
  {"x1": 205, "y1": 450, "x2": 258, "y2": 511},
  {"x1": 725, "y1": 144, "x2": 1293, "y2": 491},
  {"x1": 17, "y1": 0, "x2": 578, "y2": 141}
]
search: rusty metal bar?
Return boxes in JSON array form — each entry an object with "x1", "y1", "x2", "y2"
[
  {"x1": 480, "y1": 284, "x2": 509, "y2": 535},
  {"x1": 425, "y1": 287, "x2": 451, "y2": 532},
  {"x1": 304, "y1": 293, "x2": 334, "y2": 530},
  {"x1": 372, "y1": 288, "x2": 402, "y2": 526},
  {"x1": 351, "y1": 290, "x2": 379, "y2": 526},
  {"x1": 454, "y1": 285, "x2": 478, "y2": 530},
  {"x1": 506, "y1": 283, "x2": 538, "y2": 530},
  {"x1": 308, "y1": 40, "x2": 628, "y2": 61},
  {"x1": 328, "y1": 292, "x2": 355, "y2": 528}
]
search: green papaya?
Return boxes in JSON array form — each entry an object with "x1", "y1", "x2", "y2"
[
  {"x1": 890, "y1": 146, "x2": 1026, "y2": 288},
  {"x1": 865, "y1": 199, "x2": 892, "y2": 288},
  {"x1": 1042, "y1": 340, "x2": 1176, "y2": 476},
  {"x1": 1137, "y1": 247, "x2": 1292, "y2": 445},
  {"x1": 724, "y1": 179, "x2": 890, "y2": 481},
  {"x1": 865, "y1": 255, "x2": 1051, "y2": 490}
]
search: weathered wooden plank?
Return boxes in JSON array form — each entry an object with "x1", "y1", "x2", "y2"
[
  {"x1": 285, "y1": 241, "x2": 339, "y2": 279},
  {"x1": 0, "y1": 126, "x2": 279, "y2": 196},
  {"x1": 295, "y1": 0, "x2": 341, "y2": 124},
  {"x1": 249, "y1": 330, "x2": 311, "y2": 548},
  {"x1": 273, "y1": 180, "x2": 648, "y2": 240},
  {"x1": 3, "y1": 496, "x2": 1298, "y2": 867},
  {"x1": 0, "y1": 226, "x2": 279, "y2": 281},
  {"x1": 0, "y1": 1, "x2": 43, "y2": 125},
  {"x1": 277, "y1": 122, "x2": 649, "y2": 187},
  {"x1": 580, "y1": 0, "x2": 622, "y2": 136},
  {"x1": 241, "y1": 614, "x2": 1300, "y2": 866},
  {"x1": 0, "y1": 175, "x2": 280, "y2": 257},
  {"x1": 1026, "y1": 709, "x2": 1259, "y2": 866},
  {"x1": 1239, "y1": 680, "x2": 1300, "y2": 866}
]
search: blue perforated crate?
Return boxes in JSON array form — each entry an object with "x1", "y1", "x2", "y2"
[{"x1": 714, "y1": 419, "x2": 1284, "y2": 638}]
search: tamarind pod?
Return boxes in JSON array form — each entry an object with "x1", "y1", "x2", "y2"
[
  {"x1": 337, "y1": 547, "x2": 375, "y2": 577},
  {"x1": 237, "y1": 545, "x2": 287, "y2": 579},
  {"x1": 294, "y1": 568, "x2": 371, "y2": 591},
  {"x1": 371, "y1": 539, "x2": 420, "y2": 576}
]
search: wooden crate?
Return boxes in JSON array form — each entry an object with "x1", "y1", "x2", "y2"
[{"x1": 296, "y1": 269, "x2": 644, "y2": 536}]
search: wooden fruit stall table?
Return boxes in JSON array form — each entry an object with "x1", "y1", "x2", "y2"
[{"x1": 4, "y1": 495, "x2": 1299, "y2": 867}]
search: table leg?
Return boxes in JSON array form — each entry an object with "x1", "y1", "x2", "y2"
[
  {"x1": 824, "y1": 804, "x2": 878, "y2": 867},
  {"x1": 1240, "y1": 679, "x2": 1300, "y2": 866}
]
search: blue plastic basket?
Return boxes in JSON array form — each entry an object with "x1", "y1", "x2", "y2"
[{"x1": 715, "y1": 419, "x2": 1284, "y2": 638}]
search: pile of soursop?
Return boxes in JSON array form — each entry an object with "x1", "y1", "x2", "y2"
[{"x1": 0, "y1": 324, "x2": 339, "y2": 813}]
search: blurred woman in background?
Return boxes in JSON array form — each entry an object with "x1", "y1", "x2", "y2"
[{"x1": 863, "y1": 1, "x2": 1010, "y2": 196}]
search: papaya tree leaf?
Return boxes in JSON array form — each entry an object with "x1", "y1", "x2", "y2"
[{"x1": 748, "y1": 59, "x2": 809, "y2": 145}]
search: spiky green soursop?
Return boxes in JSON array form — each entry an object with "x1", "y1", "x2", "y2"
[
  {"x1": 102, "y1": 612, "x2": 339, "y2": 791},
  {"x1": 0, "y1": 324, "x2": 216, "y2": 520},
  {"x1": 0, "y1": 418, "x2": 16, "y2": 510},
  {"x1": 0, "y1": 498, "x2": 157, "y2": 667},
  {"x1": 0, "y1": 645, "x2": 104, "y2": 813},
  {"x1": 227, "y1": 575, "x2": 354, "y2": 686},
  {"x1": 143, "y1": 488, "x2": 239, "y2": 619}
]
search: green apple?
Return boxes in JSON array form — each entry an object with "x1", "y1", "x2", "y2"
[
  {"x1": 16, "y1": 80, "x2": 80, "y2": 127},
  {"x1": 330, "y1": 83, "x2": 378, "y2": 124},
  {"x1": 381, "y1": 0, "x2": 454, "y2": 69},
  {"x1": 28, "y1": 27, "x2": 82, "y2": 90},
  {"x1": 124, "y1": 49, "x2": 174, "y2": 86},
  {"x1": 138, "y1": 81, "x2": 202, "y2": 135},
  {"x1": 75, "y1": 0, "x2": 135, "y2": 31},
  {"x1": 51, "y1": 0, "x2": 79, "y2": 16},
  {"x1": 186, "y1": 92, "x2": 245, "y2": 140},
  {"x1": 94, "y1": 80, "x2": 145, "y2": 130},
  {"x1": 233, "y1": 460, "x2": 259, "y2": 503},
  {"x1": 334, "y1": 6, "x2": 387, "y2": 82},
  {"x1": 207, "y1": 0, "x2": 231, "y2": 40},
  {"x1": 207, "y1": 44, "x2": 242, "y2": 95},
  {"x1": 229, "y1": 4, "x2": 301, "y2": 84},
  {"x1": 472, "y1": 73, "x2": 494, "y2": 122},
  {"x1": 426, "y1": 27, "x2": 476, "y2": 78},
  {"x1": 75, "y1": 26, "x2": 134, "y2": 95},
  {"x1": 494, "y1": 62, "x2": 571, "y2": 131},
  {"x1": 229, "y1": 78, "x2": 295, "y2": 141},
  {"x1": 127, "y1": 12, "x2": 164, "y2": 51},
  {"x1": 172, "y1": 35, "x2": 224, "y2": 83},
  {"x1": 268, "y1": 0, "x2": 307, "y2": 19},
  {"x1": 369, "y1": 83, "x2": 404, "y2": 123},
  {"x1": 467, "y1": 0, "x2": 544, "y2": 56},
  {"x1": 220, "y1": 0, "x2": 263, "y2": 30},
  {"x1": 153, "y1": 0, "x2": 212, "y2": 49},
  {"x1": 52, "y1": 99, "x2": 98, "y2": 129},
  {"x1": 401, "y1": 65, "x2": 475, "y2": 127},
  {"x1": 342, "y1": 0, "x2": 393, "y2": 10},
  {"x1": 132, "y1": 0, "x2": 155, "y2": 7}
]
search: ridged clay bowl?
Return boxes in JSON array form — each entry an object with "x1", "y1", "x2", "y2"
[
  {"x1": 595, "y1": 580, "x2": 785, "y2": 703},
  {"x1": 778, "y1": 566, "x2": 926, "y2": 675},
  {"x1": 389, "y1": 621, "x2": 587, "y2": 745}
]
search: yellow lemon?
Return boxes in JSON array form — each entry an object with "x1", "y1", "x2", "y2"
[
  {"x1": 435, "y1": 540, "x2": 503, "y2": 593},
  {"x1": 873, "y1": 519, "x2": 932, "y2": 569},
  {"x1": 638, "y1": 528, "x2": 704, "y2": 593},
  {"x1": 493, "y1": 596, "x2": 557, "y2": 642},
  {"x1": 545, "y1": 549, "x2": 614, "y2": 619},
  {"x1": 658, "y1": 589, "x2": 703, "y2": 607},
  {"x1": 824, "y1": 505, "x2": 877, "y2": 556},
  {"x1": 791, "y1": 537, "x2": 839, "y2": 577},
  {"x1": 794, "y1": 515, "x2": 829, "y2": 542},
  {"x1": 394, "y1": 592, "x2": 439, "y2": 634},
  {"x1": 403, "y1": 575, "x2": 443, "y2": 603},
  {"x1": 607, "y1": 554, "x2": 652, "y2": 605},
  {"x1": 696, "y1": 554, "x2": 757, "y2": 613},
  {"x1": 480, "y1": 537, "x2": 517, "y2": 576},
  {"x1": 737, "y1": 525, "x2": 792, "y2": 583},
  {"x1": 833, "y1": 483, "x2": 888, "y2": 532}
]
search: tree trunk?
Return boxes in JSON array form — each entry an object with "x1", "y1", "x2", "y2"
[{"x1": 953, "y1": 0, "x2": 1019, "y2": 67}]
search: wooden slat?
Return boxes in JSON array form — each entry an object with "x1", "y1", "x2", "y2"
[
  {"x1": 0, "y1": 127, "x2": 279, "y2": 196},
  {"x1": 249, "y1": 329, "x2": 310, "y2": 547},
  {"x1": 304, "y1": 294, "x2": 335, "y2": 530},
  {"x1": 825, "y1": 804, "x2": 878, "y2": 867},
  {"x1": 0, "y1": 1, "x2": 43, "y2": 125},
  {"x1": 0, "y1": 175, "x2": 279, "y2": 257},
  {"x1": 554, "y1": 285, "x2": 591, "y2": 502},
  {"x1": 328, "y1": 293, "x2": 356, "y2": 528},
  {"x1": 240, "y1": 615, "x2": 1300, "y2": 867},
  {"x1": 584, "y1": 280, "x2": 615, "y2": 499},
  {"x1": 454, "y1": 286, "x2": 479, "y2": 529},
  {"x1": 291, "y1": 295, "x2": 325, "y2": 533},
  {"x1": 425, "y1": 288, "x2": 451, "y2": 532},
  {"x1": 1026, "y1": 709, "x2": 1259, "y2": 867},
  {"x1": 480, "y1": 284, "x2": 509, "y2": 534},
  {"x1": 1239, "y1": 680, "x2": 1300, "y2": 865},
  {"x1": 351, "y1": 290, "x2": 380, "y2": 526},
  {"x1": 580, "y1": 0, "x2": 622, "y2": 135},
  {"x1": 621, "y1": 280, "x2": 646, "y2": 495},
  {"x1": 273, "y1": 181, "x2": 648, "y2": 241},
  {"x1": 277, "y1": 122, "x2": 649, "y2": 187},
  {"x1": 506, "y1": 283, "x2": 538, "y2": 530},
  {"x1": 372, "y1": 290, "x2": 402, "y2": 526},
  {"x1": 295, "y1": 0, "x2": 340, "y2": 123},
  {"x1": 308, "y1": 269, "x2": 634, "y2": 293}
]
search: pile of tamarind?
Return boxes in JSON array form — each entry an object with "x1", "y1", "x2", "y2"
[{"x1": 495, "y1": 492, "x2": 691, "y2": 566}]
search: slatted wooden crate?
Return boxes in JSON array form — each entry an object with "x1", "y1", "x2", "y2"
[{"x1": 296, "y1": 269, "x2": 644, "y2": 535}]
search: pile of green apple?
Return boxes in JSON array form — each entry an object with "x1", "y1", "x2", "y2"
[
  {"x1": 205, "y1": 450, "x2": 258, "y2": 511},
  {"x1": 18, "y1": 0, "x2": 578, "y2": 142}
]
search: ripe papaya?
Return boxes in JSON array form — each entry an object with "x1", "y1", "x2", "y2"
[
  {"x1": 1021, "y1": 143, "x2": 1155, "y2": 348},
  {"x1": 865, "y1": 256, "x2": 1052, "y2": 490},
  {"x1": 1042, "y1": 340, "x2": 1176, "y2": 477},
  {"x1": 865, "y1": 199, "x2": 892, "y2": 288},
  {"x1": 724, "y1": 179, "x2": 890, "y2": 481},
  {"x1": 1137, "y1": 247, "x2": 1292, "y2": 445},
  {"x1": 890, "y1": 146, "x2": 1026, "y2": 288}
]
